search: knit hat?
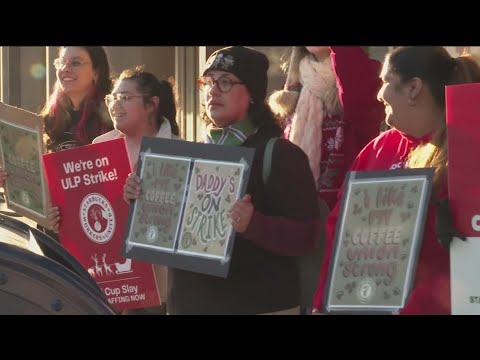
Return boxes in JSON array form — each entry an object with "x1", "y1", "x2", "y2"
[{"x1": 203, "y1": 46, "x2": 269, "y2": 104}]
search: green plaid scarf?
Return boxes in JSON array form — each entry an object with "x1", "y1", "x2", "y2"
[{"x1": 204, "y1": 118, "x2": 257, "y2": 146}]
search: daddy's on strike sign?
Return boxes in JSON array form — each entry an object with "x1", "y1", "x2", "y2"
[{"x1": 42, "y1": 138, "x2": 159, "y2": 311}]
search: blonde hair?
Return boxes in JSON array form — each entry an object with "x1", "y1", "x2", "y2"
[{"x1": 407, "y1": 127, "x2": 447, "y2": 195}]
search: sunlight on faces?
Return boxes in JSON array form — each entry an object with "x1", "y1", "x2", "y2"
[
  {"x1": 377, "y1": 60, "x2": 411, "y2": 133},
  {"x1": 203, "y1": 70, "x2": 250, "y2": 128},
  {"x1": 57, "y1": 47, "x2": 97, "y2": 99},
  {"x1": 107, "y1": 79, "x2": 151, "y2": 136},
  {"x1": 378, "y1": 59, "x2": 431, "y2": 138},
  {"x1": 30, "y1": 63, "x2": 46, "y2": 80}
]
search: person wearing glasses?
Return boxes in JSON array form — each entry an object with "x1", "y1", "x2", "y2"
[
  {"x1": 44, "y1": 47, "x2": 113, "y2": 239},
  {"x1": 49, "y1": 66, "x2": 180, "y2": 314},
  {"x1": 45, "y1": 46, "x2": 113, "y2": 152},
  {"x1": 95, "y1": 67, "x2": 180, "y2": 165},
  {"x1": 0, "y1": 47, "x2": 112, "y2": 241},
  {"x1": 125, "y1": 46, "x2": 320, "y2": 315}
]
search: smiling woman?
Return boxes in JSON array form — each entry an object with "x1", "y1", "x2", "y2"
[
  {"x1": 42, "y1": 46, "x2": 113, "y2": 153},
  {"x1": 89, "y1": 67, "x2": 180, "y2": 315},
  {"x1": 47, "y1": 67, "x2": 181, "y2": 315},
  {"x1": 0, "y1": 47, "x2": 113, "y2": 239},
  {"x1": 0, "y1": 47, "x2": 113, "y2": 249},
  {"x1": 1, "y1": 47, "x2": 114, "y2": 245},
  {"x1": 312, "y1": 47, "x2": 480, "y2": 315}
]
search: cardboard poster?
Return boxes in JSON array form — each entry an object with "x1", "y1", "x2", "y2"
[
  {"x1": 177, "y1": 159, "x2": 244, "y2": 259},
  {"x1": 446, "y1": 83, "x2": 480, "y2": 314},
  {"x1": 0, "y1": 103, "x2": 50, "y2": 227},
  {"x1": 126, "y1": 153, "x2": 190, "y2": 252},
  {"x1": 124, "y1": 138, "x2": 254, "y2": 278},
  {"x1": 42, "y1": 138, "x2": 160, "y2": 311},
  {"x1": 324, "y1": 169, "x2": 433, "y2": 314}
]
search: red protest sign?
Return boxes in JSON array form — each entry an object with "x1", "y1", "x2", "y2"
[
  {"x1": 446, "y1": 83, "x2": 480, "y2": 237},
  {"x1": 42, "y1": 138, "x2": 160, "y2": 311}
]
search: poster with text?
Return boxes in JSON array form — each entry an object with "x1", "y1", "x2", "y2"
[
  {"x1": 126, "y1": 153, "x2": 190, "y2": 252},
  {"x1": 446, "y1": 83, "x2": 480, "y2": 314},
  {"x1": 123, "y1": 138, "x2": 254, "y2": 278},
  {"x1": 0, "y1": 103, "x2": 50, "y2": 227},
  {"x1": 324, "y1": 169, "x2": 433, "y2": 314},
  {"x1": 42, "y1": 138, "x2": 160, "y2": 311},
  {"x1": 177, "y1": 159, "x2": 245, "y2": 259}
]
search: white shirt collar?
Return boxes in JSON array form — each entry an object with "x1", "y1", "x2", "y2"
[{"x1": 157, "y1": 117, "x2": 172, "y2": 139}]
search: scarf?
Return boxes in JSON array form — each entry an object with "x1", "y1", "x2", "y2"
[
  {"x1": 289, "y1": 55, "x2": 342, "y2": 190},
  {"x1": 204, "y1": 118, "x2": 257, "y2": 146}
]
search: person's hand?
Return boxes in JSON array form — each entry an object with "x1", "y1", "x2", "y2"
[
  {"x1": 123, "y1": 173, "x2": 141, "y2": 204},
  {"x1": 229, "y1": 194, "x2": 254, "y2": 233},
  {"x1": 47, "y1": 204, "x2": 60, "y2": 234},
  {"x1": 0, "y1": 167, "x2": 7, "y2": 188},
  {"x1": 435, "y1": 198, "x2": 466, "y2": 249}
]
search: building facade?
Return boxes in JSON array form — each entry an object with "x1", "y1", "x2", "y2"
[{"x1": 0, "y1": 46, "x2": 403, "y2": 141}]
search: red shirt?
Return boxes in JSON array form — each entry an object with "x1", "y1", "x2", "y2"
[{"x1": 312, "y1": 129, "x2": 451, "y2": 315}]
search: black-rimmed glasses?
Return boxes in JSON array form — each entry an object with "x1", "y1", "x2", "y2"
[
  {"x1": 105, "y1": 93, "x2": 146, "y2": 107},
  {"x1": 198, "y1": 75, "x2": 245, "y2": 93}
]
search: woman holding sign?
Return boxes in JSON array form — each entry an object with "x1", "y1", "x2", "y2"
[
  {"x1": 311, "y1": 47, "x2": 480, "y2": 315},
  {"x1": 124, "y1": 46, "x2": 321, "y2": 315},
  {"x1": 1, "y1": 47, "x2": 112, "y2": 243},
  {"x1": 99, "y1": 67, "x2": 180, "y2": 315},
  {"x1": 1, "y1": 47, "x2": 111, "y2": 185},
  {"x1": 42, "y1": 46, "x2": 113, "y2": 240},
  {"x1": 49, "y1": 67, "x2": 180, "y2": 314}
]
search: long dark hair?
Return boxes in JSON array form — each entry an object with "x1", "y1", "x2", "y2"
[
  {"x1": 116, "y1": 66, "x2": 180, "y2": 137},
  {"x1": 42, "y1": 46, "x2": 112, "y2": 151},
  {"x1": 389, "y1": 47, "x2": 480, "y2": 194}
]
